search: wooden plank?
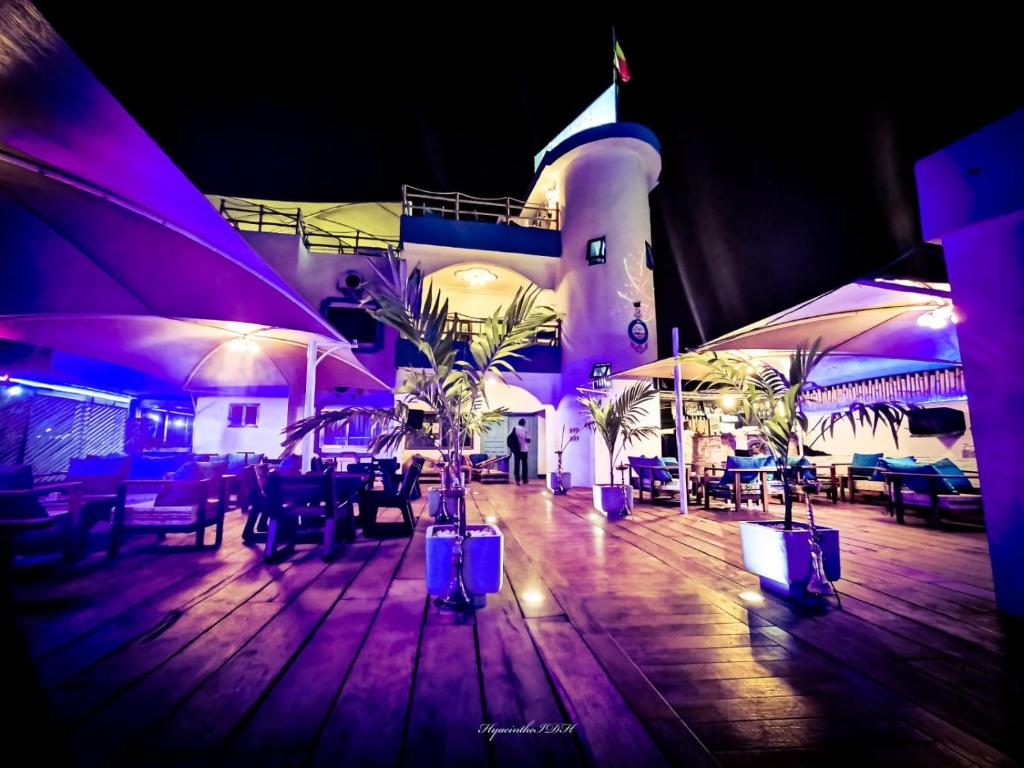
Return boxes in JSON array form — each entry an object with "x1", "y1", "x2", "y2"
[
  {"x1": 528, "y1": 616, "x2": 670, "y2": 768},
  {"x1": 311, "y1": 579, "x2": 426, "y2": 768}
]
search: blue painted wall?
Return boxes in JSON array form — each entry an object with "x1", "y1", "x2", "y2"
[{"x1": 400, "y1": 216, "x2": 561, "y2": 257}]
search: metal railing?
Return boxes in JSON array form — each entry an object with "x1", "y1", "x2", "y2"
[
  {"x1": 448, "y1": 313, "x2": 561, "y2": 346},
  {"x1": 218, "y1": 198, "x2": 400, "y2": 255},
  {"x1": 402, "y1": 185, "x2": 559, "y2": 230}
]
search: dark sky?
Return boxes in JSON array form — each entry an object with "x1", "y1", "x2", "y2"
[{"x1": 37, "y1": 5, "x2": 1023, "y2": 356}]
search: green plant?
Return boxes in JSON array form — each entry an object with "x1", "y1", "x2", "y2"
[
  {"x1": 282, "y1": 247, "x2": 557, "y2": 492},
  {"x1": 578, "y1": 381, "x2": 659, "y2": 486},
  {"x1": 681, "y1": 341, "x2": 914, "y2": 528}
]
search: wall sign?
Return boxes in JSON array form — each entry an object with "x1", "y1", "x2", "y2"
[{"x1": 628, "y1": 301, "x2": 649, "y2": 353}]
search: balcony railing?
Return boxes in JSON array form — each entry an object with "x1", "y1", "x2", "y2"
[
  {"x1": 218, "y1": 198, "x2": 400, "y2": 255},
  {"x1": 447, "y1": 313, "x2": 562, "y2": 347},
  {"x1": 402, "y1": 185, "x2": 559, "y2": 230}
]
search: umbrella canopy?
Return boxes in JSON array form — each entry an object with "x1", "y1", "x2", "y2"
[
  {"x1": 0, "y1": 2, "x2": 336, "y2": 336},
  {"x1": 618, "y1": 279, "x2": 960, "y2": 386},
  {"x1": 0, "y1": 315, "x2": 388, "y2": 393}
]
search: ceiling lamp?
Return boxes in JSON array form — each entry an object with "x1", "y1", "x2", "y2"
[
  {"x1": 455, "y1": 267, "x2": 498, "y2": 288},
  {"x1": 228, "y1": 336, "x2": 260, "y2": 353},
  {"x1": 917, "y1": 303, "x2": 958, "y2": 329}
]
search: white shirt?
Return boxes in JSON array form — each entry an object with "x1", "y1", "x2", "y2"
[{"x1": 514, "y1": 425, "x2": 529, "y2": 452}]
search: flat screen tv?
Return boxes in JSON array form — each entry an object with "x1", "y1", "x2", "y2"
[
  {"x1": 321, "y1": 302, "x2": 381, "y2": 350},
  {"x1": 908, "y1": 407, "x2": 966, "y2": 436}
]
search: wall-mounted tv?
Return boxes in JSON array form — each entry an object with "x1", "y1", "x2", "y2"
[
  {"x1": 320, "y1": 300, "x2": 382, "y2": 351},
  {"x1": 587, "y1": 236, "x2": 607, "y2": 265},
  {"x1": 908, "y1": 407, "x2": 966, "y2": 436}
]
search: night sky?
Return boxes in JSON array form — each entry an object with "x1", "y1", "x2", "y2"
[{"x1": 37, "y1": 5, "x2": 1023, "y2": 356}]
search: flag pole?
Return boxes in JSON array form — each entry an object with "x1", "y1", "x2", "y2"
[{"x1": 612, "y1": 26, "x2": 618, "y2": 120}]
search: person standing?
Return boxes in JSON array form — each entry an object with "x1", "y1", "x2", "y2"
[{"x1": 511, "y1": 418, "x2": 530, "y2": 485}]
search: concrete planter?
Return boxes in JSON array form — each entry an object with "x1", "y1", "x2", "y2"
[
  {"x1": 593, "y1": 484, "x2": 633, "y2": 518},
  {"x1": 739, "y1": 520, "x2": 841, "y2": 598},
  {"x1": 425, "y1": 524, "x2": 504, "y2": 596},
  {"x1": 546, "y1": 472, "x2": 572, "y2": 494}
]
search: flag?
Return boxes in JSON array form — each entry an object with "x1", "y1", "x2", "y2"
[{"x1": 613, "y1": 34, "x2": 631, "y2": 83}]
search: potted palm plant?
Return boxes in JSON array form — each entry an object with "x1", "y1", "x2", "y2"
[
  {"x1": 547, "y1": 425, "x2": 581, "y2": 494},
  {"x1": 578, "y1": 381, "x2": 659, "y2": 517},
  {"x1": 283, "y1": 247, "x2": 557, "y2": 609},
  {"x1": 682, "y1": 342, "x2": 912, "y2": 598}
]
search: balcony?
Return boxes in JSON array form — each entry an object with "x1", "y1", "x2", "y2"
[
  {"x1": 395, "y1": 313, "x2": 562, "y2": 373},
  {"x1": 400, "y1": 186, "x2": 561, "y2": 257}
]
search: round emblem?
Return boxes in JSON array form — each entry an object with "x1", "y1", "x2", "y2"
[{"x1": 627, "y1": 318, "x2": 649, "y2": 351}]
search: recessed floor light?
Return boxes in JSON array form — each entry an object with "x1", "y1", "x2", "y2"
[
  {"x1": 738, "y1": 590, "x2": 765, "y2": 603},
  {"x1": 522, "y1": 590, "x2": 544, "y2": 604},
  {"x1": 485, "y1": 515, "x2": 498, "y2": 523}
]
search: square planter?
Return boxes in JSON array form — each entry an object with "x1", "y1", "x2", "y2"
[
  {"x1": 739, "y1": 520, "x2": 840, "y2": 598},
  {"x1": 593, "y1": 484, "x2": 633, "y2": 519},
  {"x1": 546, "y1": 472, "x2": 572, "y2": 493},
  {"x1": 425, "y1": 524, "x2": 504, "y2": 596}
]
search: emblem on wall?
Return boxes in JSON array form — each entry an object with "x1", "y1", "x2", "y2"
[{"x1": 627, "y1": 301, "x2": 649, "y2": 353}]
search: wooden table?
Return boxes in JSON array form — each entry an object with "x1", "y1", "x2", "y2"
[{"x1": 702, "y1": 466, "x2": 779, "y2": 514}]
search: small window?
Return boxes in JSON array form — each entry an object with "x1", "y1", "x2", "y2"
[
  {"x1": 645, "y1": 241, "x2": 655, "y2": 271},
  {"x1": 228, "y1": 403, "x2": 259, "y2": 428},
  {"x1": 586, "y1": 236, "x2": 607, "y2": 265}
]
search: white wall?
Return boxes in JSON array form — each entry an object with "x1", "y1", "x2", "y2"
[
  {"x1": 804, "y1": 399, "x2": 975, "y2": 463},
  {"x1": 193, "y1": 396, "x2": 290, "y2": 457}
]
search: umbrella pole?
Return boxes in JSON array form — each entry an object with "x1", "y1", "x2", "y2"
[
  {"x1": 673, "y1": 328, "x2": 688, "y2": 515},
  {"x1": 302, "y1": 339, "x2": 317, "y2": 473}
]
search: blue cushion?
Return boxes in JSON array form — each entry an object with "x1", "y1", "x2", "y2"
[
  {"x1": 874, "y1": 456, "x2": 917, "y2": 482},
  {"x1": 721, "y1": 455, "x2": 768, "y2": 485},
  {"x1": 789, "y1": 457, "x2": 818, "y2": 482},
  {"x1": 130, "y1": 454, "x2": 191, "y2": 481},
  {"x1": 158, "y1": 461, "x2": 204, "y2": 505},
  {"x1": 469, "y1": 454, "x2": 489, "y2": 465},
  {"x1": 889, "y1": 463, "x2": 954, "y2": 494},
  {"x1": 652, "y1": 457, "x2": 673, "y2": 483},
  {"x1": 279, "y1": 455, "x2": 302, "y2": 475},
  {"x1": 932, "y1": 458, "x2": 974, "y2": 493},
  {"x1": 0, "y1": 464, "x2": 33, "y2": 491},
  {"x1": 850, "y1": 453, "x2": 883, "y2": 479}
]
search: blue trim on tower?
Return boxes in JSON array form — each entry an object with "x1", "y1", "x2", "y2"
[
  {"x1": 400, "y1": 215, "x2": 561, "y2": 257},
  {"x1": 529, "y1": 122, "x2": 661, "y2": 193}
]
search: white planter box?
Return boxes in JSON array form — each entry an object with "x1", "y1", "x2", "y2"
[
  {"x1": 546, "y1": 472, "x2": 572, "y2": 493},
  {"x1": 593, "y1": 484, "x2": 633, "y2": 518},
  {"x1": 425, "y1": 524, "x2": 504, "y2": 596},
  {"x1": 739, "y1": 520, "x2": 841, "y2": 598}
]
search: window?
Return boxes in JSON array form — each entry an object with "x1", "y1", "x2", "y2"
[
  {"x1": 227, "y1": 403, "x2": 259, "y2": 428},
  {"x1": 645, "y1": 241, "x2": 655, "y2": 271},
  {"x1": 586, "y1": 236, "x2": 607, "y2": 265},
  {"x1": 321, "y1": 303, "x2": 382, "y2": 350}
]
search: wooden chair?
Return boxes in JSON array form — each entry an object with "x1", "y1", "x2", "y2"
[
  {"x1": 358, "y1": 461, "x2": 422, "y2": 538},
  {"x1": 241, "y1": 464, "x2": 271, "y2": 544},
  {"x1": 264, "y1": 468, "x2": 345, "y2": 562},
  {"x1": 0, "y1": 482, "x2": 83, "y2": 565},
  {"x1": 108, "y1": 478, "x2": 218, "y2": 556},
  {"x1": 628, "y1": 456, "x2": 682, "y2": 504}
]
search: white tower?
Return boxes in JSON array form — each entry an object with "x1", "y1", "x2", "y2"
[{"x1": 536, "y1": 125, "x2": 662, "y2": 486}]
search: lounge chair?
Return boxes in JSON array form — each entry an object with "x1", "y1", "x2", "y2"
[
  {"x1": 628, "y1": 456, "x2": 682, "y2": 504},
  {"x1": 241, "y1": 463, "x2": 271, "y2": 543},
  {"x1": 881, "y1": 458, "x2": 983, "y2": 527},
  {"x1": 0, "y1": 477, "x2": 83, "y2": 565},
  {"x1": 469, "y1": 453, "x2": 510, "y2": 484},
  {"x1": 108, "y1": 478, "x2": 220, "y2": 556},
  {"x1": 702, "y1": 455, "x2": 783, "y2": 513}
]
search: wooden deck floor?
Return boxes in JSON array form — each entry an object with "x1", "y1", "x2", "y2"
[{"x1": 4, "y1": 483, "x2": 1022, "y2": 767}]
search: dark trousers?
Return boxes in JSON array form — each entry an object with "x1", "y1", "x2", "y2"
[{"x1": 513, "y1": 451, "x2": 529, "y2": 483}]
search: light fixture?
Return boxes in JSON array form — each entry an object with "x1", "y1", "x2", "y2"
[
  {"x1": 485, "y1": 515, "x2": 497, "y2": 523},
  {"x1": 738, "y1": 590, "x2": 765, "y2": 603},
  {"x1": 228, "y1": 336, "x2": 260, "y2": 353},
  {"x1": 455, "y1": 267, "x2": 498, "y2": 288},
  {"x1": 147, "y1": 412, "x2": 162, "y2": 422},
  {"x1": 917, "y1": 302, "x2": 957, "y2": 330},
  {"x1": 720, "y1": 394, "x2": 738, "y2": 411},
  {"x1": 173, "y1": 418, "x2": 187, "y2": 428},
  {"x1": 5, "y1": 384, "x2": 24, "y2": 397},
  {"x1": 521, "y1": 590, "x2": 545, "y2": 605},
  {"x1": 588, "y1": 512, "x2": 602, "y2": 522}
]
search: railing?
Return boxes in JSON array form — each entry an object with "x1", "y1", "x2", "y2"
[
  {"x1": 804, "y1": 367, "x2": 966, "y2": 412},
  {"x1": 402, "y1": 185, "x2": 559, "y2": 230},
  {"x1": 448, "y1": 313, "x2": 562, "y2": 347},
  {"x1": 218, "y1": 198, "x2": 400, "y2": 255}
]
